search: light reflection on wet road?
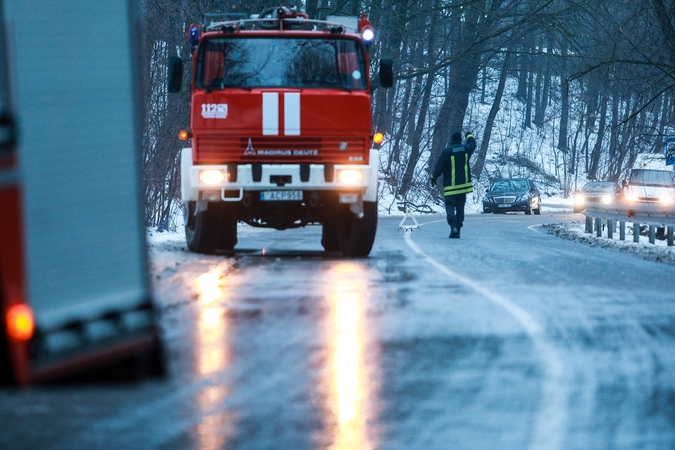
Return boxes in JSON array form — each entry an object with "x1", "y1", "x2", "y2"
[
  {"x1": 327, "y1": 262, "x2": 374, "y2": 450},
  {"x1": 195, "y1": 268, "x2": 231, "y2": 450},
  {"x1": 178, "y1": 252, "x2": 384, "y2": 449},
  {"x1": 1, "y1": 214, "x2": 675, "y2": 449}
]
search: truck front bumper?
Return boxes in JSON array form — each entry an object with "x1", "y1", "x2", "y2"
[{"x1": 181, "y1": 148, "x2": 379, "y2": 203}]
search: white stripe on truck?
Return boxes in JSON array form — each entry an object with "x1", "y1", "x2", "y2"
[
  {"x1": 262, "y1": 92, "x2": 279, "y2": 135},
  {"x1": 284, "y1": 92, "x2": 300, "y2": 136}
]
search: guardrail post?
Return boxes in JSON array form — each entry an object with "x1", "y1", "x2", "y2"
[
  {"x1": 607, "y1": 219, "x2": 614, "y2": 239},
  {"x1": 649, "y1": 225, "x2": 656, "y2": 244},
  {"x1": 668, "y1": 226, "x2": 674, "y2": 247},
  {"x1": 585, "y1": 216, "x2": 593, "y2": 233},
  {"x1": 633, "y1": 222, "x2": 640, "y2": 243},
  {"x1": 619, "y1": 221, "x2": 626, "y2": 241},
  {"x1": 595, "y1": 217, "x2": 602, "y2": 237}
]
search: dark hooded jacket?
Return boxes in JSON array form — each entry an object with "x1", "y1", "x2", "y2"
[{"x1": 431, "y1": 133, "x2": 476, "y2": 196}]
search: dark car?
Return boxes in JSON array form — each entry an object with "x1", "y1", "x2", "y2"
[
  {"x1": 572, "y1": 181, "x2": 623, "y2": 213},
  {"x1": 482, "y1": 178, "x2": 542, "y2": 215}
]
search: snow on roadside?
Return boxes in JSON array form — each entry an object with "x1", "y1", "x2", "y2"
[{"x1": 544, "y1": 221, "x2": 675, "y2": 265}]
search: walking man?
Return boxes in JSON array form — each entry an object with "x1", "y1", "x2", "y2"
[{"x1": 430, "y1": 131, "x2": 476, "y2": 238}]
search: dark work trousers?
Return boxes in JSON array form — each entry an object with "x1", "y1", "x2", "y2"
[{"x1": 444, "y1": 193, "x2": 467, "y2": 229}]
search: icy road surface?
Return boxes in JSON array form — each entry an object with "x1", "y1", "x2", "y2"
[{"x1": 2, "y1": 212, "x2": 675, "y2": 449}]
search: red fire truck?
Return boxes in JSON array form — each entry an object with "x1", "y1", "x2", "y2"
[{"x1": 168, "y1": 6, "x2": 393, "y2": 256}]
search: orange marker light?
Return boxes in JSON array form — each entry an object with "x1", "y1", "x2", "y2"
[
  {"x1": 178, "y1": 130, "x2": 190, "y2": 141},
  {"x1": 373, "y1": 132, "x2": 384, "y2": 145},
  {"x1": 6, "y1": 304, "x2": 34, "y2": 341}
]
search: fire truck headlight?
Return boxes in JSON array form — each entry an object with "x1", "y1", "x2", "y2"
[
  {"x1": 362, "y1": 27, "x2": 375, "y2": 46},
  {"x1": 199, "y1": 169, "x2": 226, "y2": 186},
  {"x1": 337, "y1": 169, "x2": 363, "y2": 185}
]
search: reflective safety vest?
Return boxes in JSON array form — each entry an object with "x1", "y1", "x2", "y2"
[{"x1": 431, "y1": 135, "x2": 476, "y2": 196}]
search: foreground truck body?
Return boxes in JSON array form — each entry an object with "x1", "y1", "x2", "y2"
[
  {"x1": 0, "y1": 0, "x2": 163, "y2": 385},
  {"x1": 170, "y1": 7, "x2": 392, "y2": 256}
]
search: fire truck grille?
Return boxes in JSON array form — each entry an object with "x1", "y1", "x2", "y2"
[{"x1": 195, "y1": 136, "x2": 368, "y2": 162}]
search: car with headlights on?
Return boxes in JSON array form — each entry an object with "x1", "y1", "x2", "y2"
[
  {"x1": 572, "y1": 181, "x2": 623, "y2": 213},
  {"x1": 482, "y1": 178, "x2": 542, "y2": 215},
  {"x1": 623, "y1": 169, "x2": 675, "y2": 206}
]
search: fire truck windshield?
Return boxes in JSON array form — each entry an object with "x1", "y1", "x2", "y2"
[{"x1": 195, "y1": 37, "x2": 367, "y2": 90}]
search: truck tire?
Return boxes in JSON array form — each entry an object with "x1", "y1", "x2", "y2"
[
  {"x1": 338, "y1": 201, "x2": 377, "y2": 257},
  {"x1": 184, "y1": 202, "x2": 238, "y2": 254},
  {"x1": 217, "y1": 213, "x2": 238, "y2": 251},
  {"x1": 321, "y1": 221, "x2": 340, "y2": 252}
]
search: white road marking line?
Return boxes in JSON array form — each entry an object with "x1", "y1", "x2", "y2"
[
  {"x1": 262, "y1": 92, "x2": 279, "y2": 135},
  {"x1": 403, "y1": 230, "x2": 567, "y2": 450},
  {"x1": 284, "y1": 92, "x2": 300, "y2": 136},
  {"x1": 528, "y1": 224, "x2": 544, "y2": 233}
]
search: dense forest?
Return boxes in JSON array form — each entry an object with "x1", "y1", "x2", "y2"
[{"x1": 140, "y1": 0, "x2": 675, "y2": 229}]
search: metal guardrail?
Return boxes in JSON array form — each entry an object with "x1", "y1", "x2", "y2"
[{"x1": 583, "y1": 203, "x2": 675, "y2": 246}]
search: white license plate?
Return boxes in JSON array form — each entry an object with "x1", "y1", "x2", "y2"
[
  {"x1": 498, "y1": 204, "x2": 512, "y2": 208},
  {"x1": 260, "y1": 190, "x2": 303, "y2": 201}
]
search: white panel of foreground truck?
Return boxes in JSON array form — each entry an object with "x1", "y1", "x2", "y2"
[{"x1": 0, "y1": 0, "x2": 164, "y2": 385}]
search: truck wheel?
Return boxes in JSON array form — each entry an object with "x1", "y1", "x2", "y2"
[
  {"x1": 217, "y1": 214, "x2": 238, "y2": 251},
  {"x1": 338, "y1": 201, "x2": 377, "y2": 257},
  {"x1": 185, "y1": 201, "x2": 219, "y2": 254},
  {"x1": 321, "y1": 221, "x2": 340, "y2": 252}
]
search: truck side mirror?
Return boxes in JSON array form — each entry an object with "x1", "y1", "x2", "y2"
[
  {"x1": 379, "y1": 58, "x2": 393, "y2": 88},
  {"x1": 167, "y1": 56, "x2": 183, "y2": 93},
  {"x1": 0, "y1": 111, "x2": 18, "y2": 155}
]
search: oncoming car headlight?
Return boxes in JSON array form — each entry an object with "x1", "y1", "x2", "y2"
[
  {"x1": 573, "y1": 194, "x2": 586, "y2": 206},
  {"x1": 625, "y1": 192, "x2": 638, "y2": 203},
  {"x1": 199, "y1": 169, "x2": 226, "y2": 186},
  {"x1": 601, "y1": 194, "x2": 612, "y2": 204},
  {"x1": 660, "y1": 194, "x2": 674, "y2": 205},
  {"x1": 337, "y1": 169, "x2": 363, "y2": 185}
]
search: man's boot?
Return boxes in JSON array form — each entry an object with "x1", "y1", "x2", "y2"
[{"x1": 449, "y1": 226, "x2": 459, "y2": 238}]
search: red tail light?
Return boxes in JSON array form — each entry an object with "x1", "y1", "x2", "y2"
[{"x1": 6, "y1": 304, "x2": 34, "y2": 341}]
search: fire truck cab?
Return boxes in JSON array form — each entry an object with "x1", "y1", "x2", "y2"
[{"x1": 169, "y1": 6, "x2": 393, "y2": 256}]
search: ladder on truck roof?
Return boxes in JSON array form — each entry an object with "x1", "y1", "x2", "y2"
[{"x1": 203, "y1": 6, "x2": 358, "y2": 33}]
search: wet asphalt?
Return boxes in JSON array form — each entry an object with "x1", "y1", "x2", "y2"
[{"x1": 1, "y1": 212, "x2": 675, "y2": 450}]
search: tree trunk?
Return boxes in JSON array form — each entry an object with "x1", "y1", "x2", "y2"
[
  {"x1": 607, "y1": 93, "x2": 620, "y2": 178},
  {"x1": 558, "y1": 78, "x2": 570, "y2": 155},
  {"x1": 473, "y1": 50, "x2": 512, "y2": 181},
  {"x1": 398, "y1": 71, "x2": 435, "y2": 198},
  {"x1": 588, "y1": 94, "x2": 608, "y2": 180},
  {"x1": 524, "y1": 70, "x2": 534, "y2": 128},
  {"x1": 429, "y1": 59, "x2": 480, "y2": 165},
  {"x1": 534, "y1": 45, "x2": 551, "y2": 127}
]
